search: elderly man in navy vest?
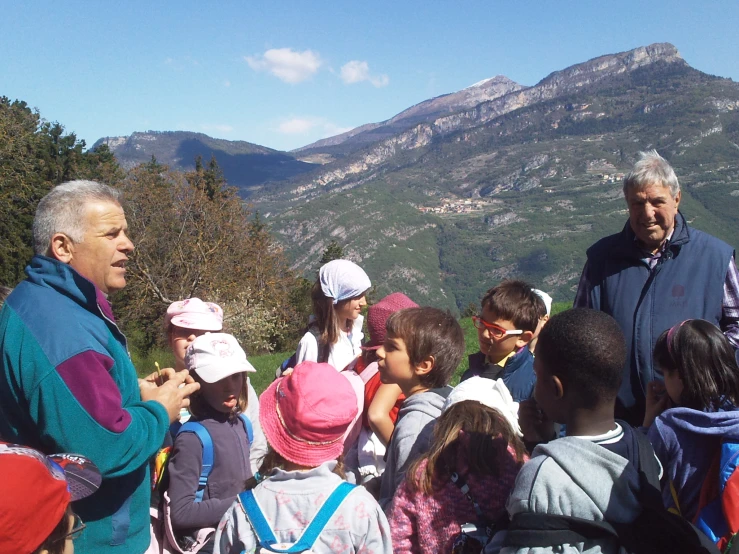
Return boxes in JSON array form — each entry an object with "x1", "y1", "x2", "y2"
[{"x1": 574, "y1": 150, "x2": 739, "y2": 425}]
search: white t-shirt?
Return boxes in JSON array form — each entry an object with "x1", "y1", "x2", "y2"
[{"x1": 295, "y1": 314, "x2": 365, "y2": 371}]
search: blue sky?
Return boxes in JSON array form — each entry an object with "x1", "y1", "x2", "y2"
[{"x1": 2, "y1": 1, "x2": 738, "y2": 152}]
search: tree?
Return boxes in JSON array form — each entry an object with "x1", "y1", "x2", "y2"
[
  {"x1": 0, "y1": 97, "x2": 122, "y2": 286},
  {"x1": 115, "y1": 162, "x2": 298, "y2": 354},
  {"x1": 319, "y1": 240, "x2": 344, "y2": 266}
]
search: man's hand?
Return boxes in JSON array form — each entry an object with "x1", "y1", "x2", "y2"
[
  {"x1": 643, "y1": 380, "x2": 670, "y2": 428},
  {"x1": 519, "y1": 398, "x2": 555, "y2": 445},
  {"x1": 139, "y1": 369, "x2": 200, "y2": 423}
]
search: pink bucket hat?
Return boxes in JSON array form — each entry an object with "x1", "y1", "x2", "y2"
[
  {"x1": 185, "y1": 333, "x2": 255, "y2": 383},
  {"x1": 363, "y1": 292, "x2": 418, "y2": 350},
  {"x1": 260, "y1": 361, "x2": 358, "y2": 466},
  {"x1": 165, "y1": 298, "x2": 223, "y2": 331}
]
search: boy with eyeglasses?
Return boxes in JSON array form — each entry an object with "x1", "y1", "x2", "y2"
[
  {"x1": 460, "y1": 280, "x2": 544, "y2": 402},
  {"x1": 0, "y1": 442, "x2": 101, "y2": 554}
]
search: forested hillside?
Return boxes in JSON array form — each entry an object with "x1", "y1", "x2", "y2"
[{"x1": 0, "y1": 98, "x2": 305, "y2": 357}]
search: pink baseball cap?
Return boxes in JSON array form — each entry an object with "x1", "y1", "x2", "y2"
[
  {"x1": 165, "y1": 298, "x2": 223, "y2": 331},
  {"x1": 260, "y1": 361, "x2": 358, "y2": 466},
  {"x1": 363, "y1": 292, "x2": 419, "y2": 350},
  {"x1": 185, "y1": 333, "x2": 256, "y2": 383}
]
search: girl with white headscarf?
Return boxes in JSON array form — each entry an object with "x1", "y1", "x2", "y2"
[{"x1": 292, "y1": 259, "x2": 372, "y2": 372}]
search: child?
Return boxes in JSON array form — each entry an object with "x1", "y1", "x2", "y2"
[
  {"x1": 165, "y1": 298, "x2": 224, "y2": 371},
  {"x1": 528, "y1": 288, "x2": 552, "y2": 353},
  {"x1": 292, "y1": 258, "x2": 372, "y2": 372},
  {"x1": 0, "y1": 442, "x2": 101, "y2": 554},
  {"x1": 387, "y1": 377, "x2": 527, "y2": 553},
  {"x1": 461, "y1": 280, "x2": 542, "y2": 402},
  {"x1": 351, "y1": 292, "x2": 418, "y2": 482},
  {"x1": 166, "y1": 333, "x2": 261, "y2": 553},
  {"x1": 214, "y1": 361, "x2": 392, "y2": 554},
  {"x1": 501, "y1": 308, "x2": 679, "y2": 553},
  {"x1": 644, "y1": 319, "x2": 739, "y2": 523},
  {"x1": 377, "y1": 306, "x2": 465, "y2": 509}
]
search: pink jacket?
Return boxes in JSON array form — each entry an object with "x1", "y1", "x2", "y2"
[{"x1": 386, "y1": 440, "x2": 524, "y2": 553}]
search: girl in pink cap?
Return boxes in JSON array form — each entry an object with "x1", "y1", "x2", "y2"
[
  {"x1": 165, "y1": 298, "x2": 224, "y2": 372},
  {"x1": 214, "y1": 362, "x2": 392, "y2": 554}
]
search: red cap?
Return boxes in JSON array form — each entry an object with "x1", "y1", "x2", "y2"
[
  {"x1": 0, "y1": 443, "x2": 101, "y2": 554},
  {"x1": 363, "y1": 293, "x2": 418, "y2": 350}
]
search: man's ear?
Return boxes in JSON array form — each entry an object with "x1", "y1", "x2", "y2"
[
  {"x1": 516, "y1": 330, "x2": 535, "y2": 349},
  {"x1": 552, "y1": 374, "x2": 564, "y2": 399},
  {"x1": 49, "y1": 233, "x2": 75, "y2": 264},
  {"x1": 414, "y1": 356, "x2": 435, "y2": 377}
]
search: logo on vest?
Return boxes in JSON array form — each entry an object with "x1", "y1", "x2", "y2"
[{"x1": 670, "y1": 284, "x2": 687, "y2": 308}]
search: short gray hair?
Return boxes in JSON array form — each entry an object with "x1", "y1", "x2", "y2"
[
  {"x1": 623, "y1": 150, "x2": 680, "y2": 198},
  {"x1": 33, "y1": 180, "x2": 122, "y2": 255}
]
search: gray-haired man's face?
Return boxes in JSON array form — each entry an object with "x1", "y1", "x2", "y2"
[
  {"x1": 67, "y1": 201, "x2": 134, "y2": 294},
  {"x1": 626, "y1": 183, "x2": 681, "y2": 254}
]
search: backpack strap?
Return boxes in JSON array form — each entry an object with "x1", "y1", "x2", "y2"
[
  {"x1": 177, "y1": 422, "x2": 214, "y2": 503},
  {"x1": 238, "y1": 413, "x2": 254, "y2": 445},
  {"x1": 239, "y1": 482, "x2": 355, "y2": 553},
  {"x1": 307, "y1": 325, "x2": 329, "y2": 364},
  {"x1": 504, "y1": 513, "x2": 619, "y2": 548}
]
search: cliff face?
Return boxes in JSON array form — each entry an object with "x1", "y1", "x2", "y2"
[
  {"x1": 289, "y1": 43, "x2": 689, "y2": 194},
  {"x1": 295, "y1": 76, "x2": 524, "y2": 154}
]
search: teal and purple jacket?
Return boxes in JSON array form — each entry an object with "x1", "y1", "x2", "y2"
[{"x1": 0, "y1": 256, "x2": 170, "y2": 554}]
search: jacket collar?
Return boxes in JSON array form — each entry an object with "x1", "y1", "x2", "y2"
[
  {"x1": 25, "y1": 255, "x2": 116, "y2": 322},
  {"x1": 616, "y1": 211, "x2": 690, "y2": 258}
]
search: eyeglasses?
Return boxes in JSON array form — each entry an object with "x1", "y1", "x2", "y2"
[
  {"x1": 472, "y1": 316, "x2": 523, "y2": 339},
  {"x1": 54, "y1": 513, "x2": 86, "y2": 543}
]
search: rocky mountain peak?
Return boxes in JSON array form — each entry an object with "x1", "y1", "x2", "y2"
[{"x1": 537, "y1": 42, "x2": 685, "y2": 91}]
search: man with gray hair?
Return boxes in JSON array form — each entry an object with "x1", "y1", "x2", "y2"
[
  {"x1": 0, "y1": 180, "x2": 199, "y2": 554},
  {"x1": 574, "y1": 151, "x2": 739, "y2": 425}
]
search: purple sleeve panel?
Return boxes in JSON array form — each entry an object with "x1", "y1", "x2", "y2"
[{"x1": 55, "y1": 350, "x2": 133, "y2": 433}]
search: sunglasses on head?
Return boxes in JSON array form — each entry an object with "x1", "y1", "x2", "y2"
[{"x1": 472, "y1": 316, "x2": 524, "y2": 339}]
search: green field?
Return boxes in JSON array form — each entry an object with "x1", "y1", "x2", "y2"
[{"x1": 135, "y1": 304, "x2": 571, "y2": 395}]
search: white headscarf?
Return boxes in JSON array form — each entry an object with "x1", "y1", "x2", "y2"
[
  {"x1": 533, "y1": 288, "x2": 553, "y2": 316},
  {"x1": 443, "y1": 377, "x2": 521, "y2": 436},
  {"x1": 319, "y1": 259, "x2": 371, "y2": 304}
]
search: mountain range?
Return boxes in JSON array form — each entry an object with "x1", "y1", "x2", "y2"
[{"x1": 97, "y1": 43, "x2": 739, "y2": 313}]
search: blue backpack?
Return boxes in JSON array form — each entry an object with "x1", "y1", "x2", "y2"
[
  {"x1": 157, "y1": 414, "x2": 254, "y2": 500},
  {"x1": 238, "y1": 482, "x2": 355, "y2": 553}
]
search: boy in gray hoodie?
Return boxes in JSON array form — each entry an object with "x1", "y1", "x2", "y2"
[
  {"x1": 376, "y1": 307, "x2": 465, "y2": 509},
  {"x1": 497, "y1": 308, "x2": 713, "y2": 554}
]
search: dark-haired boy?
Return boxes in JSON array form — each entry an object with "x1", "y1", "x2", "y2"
[
  {"x1": 460, "y1": 280, "x2": 543, "y2": 402},
  {"x1": 501, "y1": 308, "x2": 669, "y2": 553},
  {"x1": 376, "y1": 306, "x2": 465, "y2": 509}
]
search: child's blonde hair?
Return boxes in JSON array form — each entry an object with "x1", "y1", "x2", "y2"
[{"x1": 407, "y1": 400, "x2": 526, "y2": 494}]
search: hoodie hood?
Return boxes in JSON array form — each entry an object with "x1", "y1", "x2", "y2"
[
  {"x1": 658, "y1": 406, "x2": 739, "y2": 439},
  {"x1": 507, "y1": 437, "x2": 642, "y2": 524},
  {"x1": 397, "y1": 387, "x2": 451, "y2": 422}
]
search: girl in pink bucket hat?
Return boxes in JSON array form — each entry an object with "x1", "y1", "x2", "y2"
[{"x1": 215, "y1": 362, "x2": 392, "y2": 554}]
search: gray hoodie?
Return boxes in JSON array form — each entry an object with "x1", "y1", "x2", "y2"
[
  {"x1": 379, "y1": 387, "x2": 450, "y2": 509},
  {"x1": 498, "y1": 437, "x2": 642, "y2": 554}
]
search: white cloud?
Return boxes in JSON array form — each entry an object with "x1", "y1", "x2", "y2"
[
  {"x1": 223, "y1": 80, "x2": 231, "y2": 87},
  {"x1": 200, "y1": 124, "x2": 234, "y2": 134},
  {"x1": 278, "y1": 118, "x2": 316, "y2": 134},
  {"x1": 277, "y1": 117, "x2": 352, "y2": 137},
  {"x1": 340, "y1": 60, "x2": 389, "y2": 87},
  {"x1": 246, "y1": 48, "x2": 322, "y2": 84}
]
